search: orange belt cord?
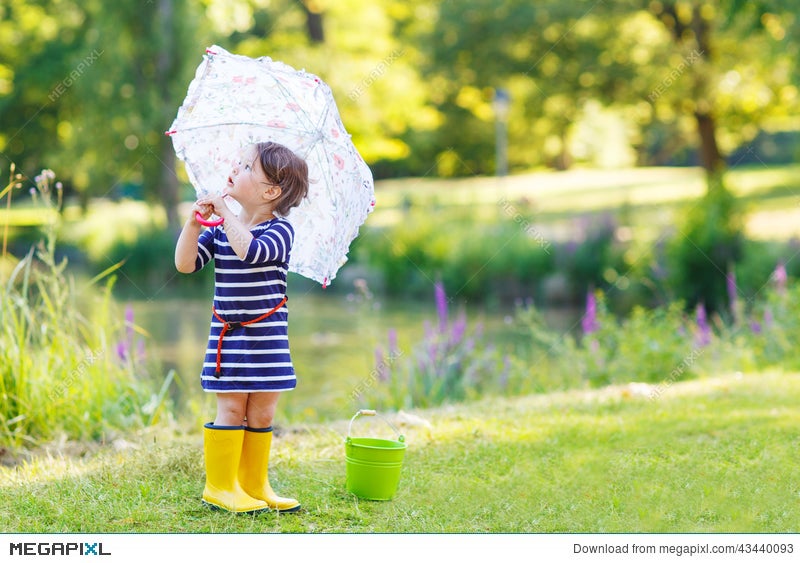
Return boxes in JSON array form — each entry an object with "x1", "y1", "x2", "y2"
[{"x1": 211, "y1": 295, "x2": 288, "y2": 377}]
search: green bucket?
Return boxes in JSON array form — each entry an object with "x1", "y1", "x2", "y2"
[{"x1": 345, "y1": 409, "x2": 407, "y2": 500}]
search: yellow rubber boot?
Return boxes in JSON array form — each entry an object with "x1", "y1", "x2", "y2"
[
  {"x1": 202, "y1": 423, "x2": 269, "y2": 514},
  {"x1": 239, "y1": 427, "x2": 301, "y2": 512}
]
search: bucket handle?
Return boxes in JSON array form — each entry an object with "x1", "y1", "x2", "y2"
[{"x1": 347, "y1": 409, "x2": 405, "y2": 444}]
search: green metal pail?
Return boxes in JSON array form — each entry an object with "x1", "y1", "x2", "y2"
[{"x1": 345, "y1": 409, "x2": 406, "y2": 500}]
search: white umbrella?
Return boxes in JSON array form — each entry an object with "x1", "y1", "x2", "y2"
[{"x1": 167, "y1": 45, "x2": 375, "y2": 287}]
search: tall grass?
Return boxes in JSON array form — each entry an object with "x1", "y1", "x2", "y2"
[{"x1": 0, "y1": 170, "x2": 172, "y2": 449}]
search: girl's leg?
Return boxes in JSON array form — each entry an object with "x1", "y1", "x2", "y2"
[
  {"x1": 215, "y1": 393, "x2": 248, "y2": 426},
  {"x1": 244, "y1": 391, "x2": 281, "y2": 428},
  {"x1": 202, "y1": 392, "x2": 268, "y2": 513},
  {"x1": 239, "y1": 391, "x2": 299, "y2": 511}
]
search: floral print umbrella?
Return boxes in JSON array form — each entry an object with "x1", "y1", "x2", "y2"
[{"x1": 167, "y1": 45, "x2": 375, "y2": 287}]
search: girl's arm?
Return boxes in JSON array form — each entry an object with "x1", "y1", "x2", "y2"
[
  {"x1": 214, "y1": 212, "x2": 253, "y2": 261},
  {"x1": 175, "y1": 202, "x2": 212, "y2": 273}
]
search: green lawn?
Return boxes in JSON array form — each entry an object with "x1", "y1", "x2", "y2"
[
  {"x1": 2, "y1": 371, "x2": 797, "y2": 533},
  {"x1": 371, "y1": 164, "x2": 800, "y2": 240}
]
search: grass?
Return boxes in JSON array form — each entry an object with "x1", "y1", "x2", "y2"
[
  {"x1": 1, "y1": 371, "x2": 797, "y2": 533},
  {"x1": 0, "y1": 173, "x2": 170, "y2": 448}
]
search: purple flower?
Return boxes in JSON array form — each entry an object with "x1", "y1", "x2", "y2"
[
  {"x1": 581, "y1": 290, "x2": 599, "y2": 335},
  {"x1": 117, "y1": 304, "x2": 136, "y2": 361},
  {"x1": 695, "y1": 303, "x2": 711, "y2": 347},
  {"x1": 435, "y1": 281, "x2": 448, "y2": 332},
  {"x1": 763, "y1": 308, "x2": 773, "y2": 329},
  {"x1": 726, "y1": 269, "x2": 738, "y2": 317},
  {"x1": 374, "y1": 346, "x2": 388, "y2": 382},
  {"x1": 749, "y1": 320, "x2": 762, "y2": 334},
  {"x1": 125, "y1": 305, "x2": 135, "y2": 338},
  {"x1": 116, "y1": 340, "x2": 129, "y2": 362},
  {"x1": 499, "y1": 355, "x2": 511, "y2": 390},
  {"x1": 423, "y1": 319, "x2": 434, "y2": 342},
  {"x1": 773, "y1": 261, "x2": 787, "y2": 294},
  {"x1": 387, "y1": 328, "x2": 399, "y2": 357},
  {"x1": 450, "y1": 310, "x2": 467, "y2": 346}
]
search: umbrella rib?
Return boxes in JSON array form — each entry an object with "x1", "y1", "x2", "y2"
[
  {"x1": 173, "y1": 122, "x2": 320, "y2": 136},
  {"x1": 269, "y1": 76, "x2": 328, "y2": 137}
]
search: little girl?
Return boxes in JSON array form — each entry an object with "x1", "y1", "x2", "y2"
[{"x1": 175, "y1": 141, "x2": 309, "y2": 514}]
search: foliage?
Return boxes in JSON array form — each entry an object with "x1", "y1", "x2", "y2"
[
  {"x1": 0, "y1": 171, "x2": 172, "y2": 448},
  {"x1": 353, "y1": 211, "x2": 617, "y2": 303},
  {"x1": 3, "y1": 0, "x2": 799, "y2": 196},
  {"x1": 666, "y1": 178, "x2": 744, "y2": 316},
  {"x1": 419, "y1": 0, "x2": 800, "y2": 176},
  {"x1": 1, "y1": 0, "x2": 203, "y2": 226},
  {"x1": 101, "y1": 223, "x2": 213, "y2": 297}
]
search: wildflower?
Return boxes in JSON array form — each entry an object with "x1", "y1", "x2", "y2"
[
  {"x1": 387, "y1": 328, "x2": 399, "y2": 357},
  {"x1": 499, "y1": 355, "x2": 511, "y2": 390},
  {"x1": 374, "y1": 345, "x2": 388, "y2": 382},
  {"x1": 450, "y1": 309, "x2": 467, "y2": 346},
  {"x1": 725, "y1": 270, "x2": 739, "y2": 322},
  {"x1": 434, "y1": 281, "x2": 448, "y2": 332},
  {"x1": 125, "y1": 305, "x2": 135, "y2": 339},
  {"x1": 116, "y1": 304, "x2": 145, "y2": 364},
  {"x1": 749, "y1": 320, "x2": 762, "y2": 334},
  {"x1": 773, "y1": 261, "x2": 787, "y2": 294},
  {"x1": 695, "y1": 303, "x2": 711, "y2": 347},
  {"x1": 763, "y1": 308, "x2": 773, "y2": 329},
  {"x1": 581, "y1": 290, "x2": 599, "y2": 335},
  {"x1": 116, "y1": 339, "x2": 129, "y2": 362}
]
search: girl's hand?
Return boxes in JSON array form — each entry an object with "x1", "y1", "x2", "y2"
[
  {"x1": 190, "y1": 201, "x2": 214, "y2": 225},
  {"x1": 198, "y1": 195, "x2": 232, "y2": 220}
]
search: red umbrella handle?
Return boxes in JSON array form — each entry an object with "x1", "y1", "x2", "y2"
[{"x1": 196, "y1": 212, "x2": 224, "y2": 227}]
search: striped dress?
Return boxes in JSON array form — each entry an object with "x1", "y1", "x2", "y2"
[{"x1": 194, "y1": 218, "x2": 296, "y2": 393}]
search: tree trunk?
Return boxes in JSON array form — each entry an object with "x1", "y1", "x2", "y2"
[
  {"x1": 655, "y1": 2, "x2": 726, "y2": 179},
  {"x1": 156, "y1": 0, "x2": 181, "y2": 230},
  {"x1": 302, "y1": 2, "x2": 325, "y2": 43},
  {"x1": 695, "y1": 110, "x2": 724, "y2": 174},
  {"x1": 160, "y1": 139, "x2": 181, "y2": 230},
  {"x1": 689, "y1": 5, "x2": 724, "y2": 176}
]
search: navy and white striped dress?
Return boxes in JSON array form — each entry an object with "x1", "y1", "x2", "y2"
[{"x1": 194, "y1": 218, "x2": 296, "y2": 393}]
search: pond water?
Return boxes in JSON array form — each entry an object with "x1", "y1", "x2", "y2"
[{"x1": 129, "y1": 289, "x2": 579, "y2": 423}]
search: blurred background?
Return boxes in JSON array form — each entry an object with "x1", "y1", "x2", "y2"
[{"x1": 1, "y1": 0, "x2": 800, "y2": 443}]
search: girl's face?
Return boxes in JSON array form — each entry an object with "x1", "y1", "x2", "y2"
[{"x1": 225, "y1": 147, "x2": 269, "y2": 204}]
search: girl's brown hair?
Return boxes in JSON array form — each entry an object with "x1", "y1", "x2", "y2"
[{"x1": 255, "y1": 141, "x2": 309, "y2": 216}]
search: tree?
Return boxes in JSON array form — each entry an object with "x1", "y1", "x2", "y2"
[
  {"x1": 0, "y1": 0, "x2": 203, "y2": 228},
  {"x1": 414, "y1": 0, "x2": 799, "y2": 178}
]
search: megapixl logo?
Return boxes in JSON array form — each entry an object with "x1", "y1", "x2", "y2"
[{"x1": 9, "y1": 542, "x2": 111, "y2": 556}]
